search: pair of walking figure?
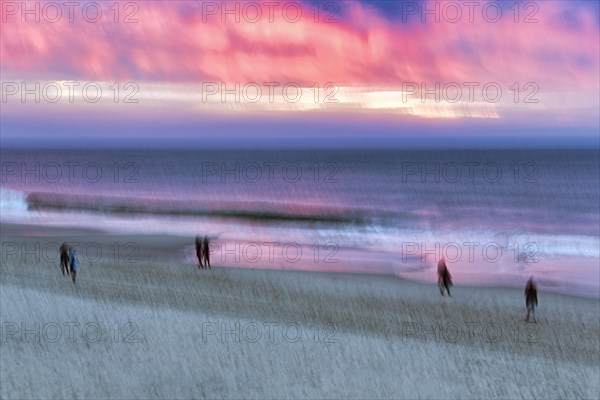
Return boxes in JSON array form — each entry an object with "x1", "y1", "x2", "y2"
[
  {"x1": 60, "y1": 242, "x2": 79, "y2": 285},
  {"x1": 437, "y1": 257, "x2": 539, "y2": 322},
  {"x1": 195, "y1": 236, "x2": 211, "y2": 269}
]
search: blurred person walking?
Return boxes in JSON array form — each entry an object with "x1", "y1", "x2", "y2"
[
  {"x1": 195, "y1": 235, "x2": 204, "y2": 268},
  {"x1": 202, "y1": 236, "x2": 211, "y2": 269},
  {"x1": 437, "y1": 257, "x2": 453, "y2": 297},
  {"x1": 525, "y1": 276, "x2": 538, "y2": 323},
  {"x1": 69, "y1": 247, "x2": 80, "y2": 285},
  {"x1": 60, "y1": 242, "x2": 70, "y2": 276}
]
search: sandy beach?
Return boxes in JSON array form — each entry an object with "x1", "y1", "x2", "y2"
[{"x1": 1, "y1": 225, "x2": 599, "y2": 399}]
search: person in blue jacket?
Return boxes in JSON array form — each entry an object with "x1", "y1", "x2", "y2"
[{"x1": 69, "y1": 247, "x2": 80, "y2": 285}]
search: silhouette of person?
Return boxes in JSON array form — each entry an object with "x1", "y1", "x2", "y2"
[
  {"x1": 437, "y1": 257, "x2": 453, "y2": 296},
  {"x1": 69, "y1": 247, "x2": 79, "y2": 285},
  {"x1": 202, "y1": 236, "x2": 210, "y2": 269},
  {"x1": 195, "y1": 236, "x2": 204, "y2": 268},
  {"x1": 525, "y1": 276, "x2": 538, "y2": 323},
  {"x1": 60, "y1": 242, "x2": 70, "y2": 276}
]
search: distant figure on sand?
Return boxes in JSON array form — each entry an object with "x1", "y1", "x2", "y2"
[
  {"x1": 60, "y1": 242, "x2": 70, "y2": 276},
  {"x1": 69, "y1": 247, "x2": 79, "y2": 285},
  {"x1": 195, "y1": 236, "x2": 204, "y2": 268},
  {"x1": 202, "y1": 236, "x2": 210, "y2": 269},
  {"x1": 525, "y1": 276, "x2": 538, "y2": 323},
  {"x1": 437, "y1": 257, "x2": 453, "y2": 296}
]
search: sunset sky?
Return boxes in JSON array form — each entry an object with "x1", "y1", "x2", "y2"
[{"x1": 1, "y1": 0, "x2": 599, "y2": 147}]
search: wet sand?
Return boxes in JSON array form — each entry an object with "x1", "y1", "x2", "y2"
[{"x1": 1, "y1": 227, "x2": 599, "y2": 399}]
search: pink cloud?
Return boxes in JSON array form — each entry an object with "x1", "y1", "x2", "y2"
[{"x1": 1, "y1": 0, "x2": 598, "y2": 91}]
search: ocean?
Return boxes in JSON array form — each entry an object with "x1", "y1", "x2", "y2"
[{"x1": 1, "y1": 148, "x2": 599, "y2": 297}]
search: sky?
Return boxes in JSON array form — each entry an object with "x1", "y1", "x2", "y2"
[{"x1": 1, "y1": 0, "x2": 599, "y2": 148}]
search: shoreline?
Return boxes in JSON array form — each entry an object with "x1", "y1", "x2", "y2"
[{"x1": 2, "y1": 222, "x2": 598, "y2": 300}]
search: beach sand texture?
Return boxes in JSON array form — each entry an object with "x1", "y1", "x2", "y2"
[{"x1": 1, "y1": 231, "x2": 599, "y2": 399}]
